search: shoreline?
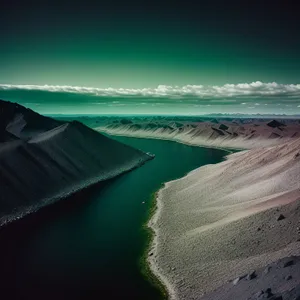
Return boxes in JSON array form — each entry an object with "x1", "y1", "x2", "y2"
[
  {"x1": 102, "y1": 130, "x2": 300, "y2": 299},
  {"x1": 0, "y1": 154, "x2": 153, "y2": 228},
  {"x1": 101, "y1": 130, "x2": 240, "y2": 300},
  {"x1": 140, "y1": 190, "x2": 169, "y2": 300},
  {"x1": 143, "y1": 135, "x2": 300, "y2": 299},
  {"x1": 99, "y1": 128, "x2": 239, "y2": 154},
  {"x1": 122, "y1": 137, "x2": 235, "y2": 300},
  {"x1": 101, "y1": 128, "x2": 238, "y2": 297},
  {"x1": 145, "y1": 163, "x2": 230, "y2": 300},
  {"x1": 146, "y1": 181, "x2": 179, "y2": 300}
]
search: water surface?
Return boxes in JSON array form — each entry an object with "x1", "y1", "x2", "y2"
[{"x1": 0, "y1": 136, "x2": 227, "y2": 299}]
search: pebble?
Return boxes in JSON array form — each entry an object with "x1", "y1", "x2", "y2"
[
  {"x1": 232, "y1": 277, "x2": 241, "y2": 285},
  {"x1": 246, "y1": 270, "x2": 257, "y2": 280},
  {"x1": 282, "y1": 259, "x2": 294, "y2": 268}
]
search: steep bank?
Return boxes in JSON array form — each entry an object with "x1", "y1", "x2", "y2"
[
  {"x1": 148, "y1": 137, "x2": 300, "y2": 299},
  {"x1": 0, "y1": 100, "x2": 152, "y2": 226}
]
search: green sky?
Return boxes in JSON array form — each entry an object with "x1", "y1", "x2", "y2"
[
  {"x1": 0, "y1": 0, "x2": 299, "y2": 114},
  {"x1": 2, "y1": 33, "x2": 300, "y2": 88},
  {"x1": 1, "y1": 1, "x2": 300, "y2": 88}
]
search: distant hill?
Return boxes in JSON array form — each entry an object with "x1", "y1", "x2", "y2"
[{"x1": 95, "y1": 116, "x2": 300, "y2": 150}]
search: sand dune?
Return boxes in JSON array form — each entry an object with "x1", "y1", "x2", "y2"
[
  {"x1": 0, "y1": 100, "x2": 152, "y2": 226},
  {"x1": 148, "y1": 138, "x2": 300, "y2": 299}
]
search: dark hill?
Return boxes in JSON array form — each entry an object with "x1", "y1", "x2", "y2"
[
  {"x1": 0, "y1": 100, "x2": 152, "y2": 226},
  {"x1": 0, "y1": 99, "x2": 62, "y2": 138}
]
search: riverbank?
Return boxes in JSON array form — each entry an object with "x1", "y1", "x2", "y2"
[
  {"x1": 147, "y1": 182, "x2": 180, "y2": 300},
  {"x1": 99, "y1": 127, "x2": 300, "y2": 299},
  {"x1": 96, "y1": 130, "x2": 239, "y2": 299},
  {"x1": 147, "y1": 137, "x2": 300, "y2": 299},
  {"x1": 112, "y1": 135, "x2": 230, "y2": 300},
  {"x1": 140, "y1": 191, "x2": 168, "y2": 300}
]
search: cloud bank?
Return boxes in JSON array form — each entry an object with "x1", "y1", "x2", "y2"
[{"x1": 1, "y1": 82, "x2": 300, "y2": 99}]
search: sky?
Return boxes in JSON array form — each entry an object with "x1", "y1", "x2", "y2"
[{"x1": 0, "y1": 0, "x2": 300, "y2": 115}]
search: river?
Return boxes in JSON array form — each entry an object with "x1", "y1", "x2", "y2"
[{"x1": 0, "y1": 136, "x2": 227, "y2": 299}]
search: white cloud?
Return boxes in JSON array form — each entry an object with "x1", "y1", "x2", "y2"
[{"x1": 1, "y1": 81, "x2": 300, "y2": 99}]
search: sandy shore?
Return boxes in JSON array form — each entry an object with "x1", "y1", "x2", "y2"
[{"x1": 147, "y1": 137, "x2": 300, "y2": 299}]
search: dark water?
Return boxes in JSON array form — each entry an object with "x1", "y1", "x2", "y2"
[{"x1": 0, "y1": 136, "x2": 227, "y2": 299}]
